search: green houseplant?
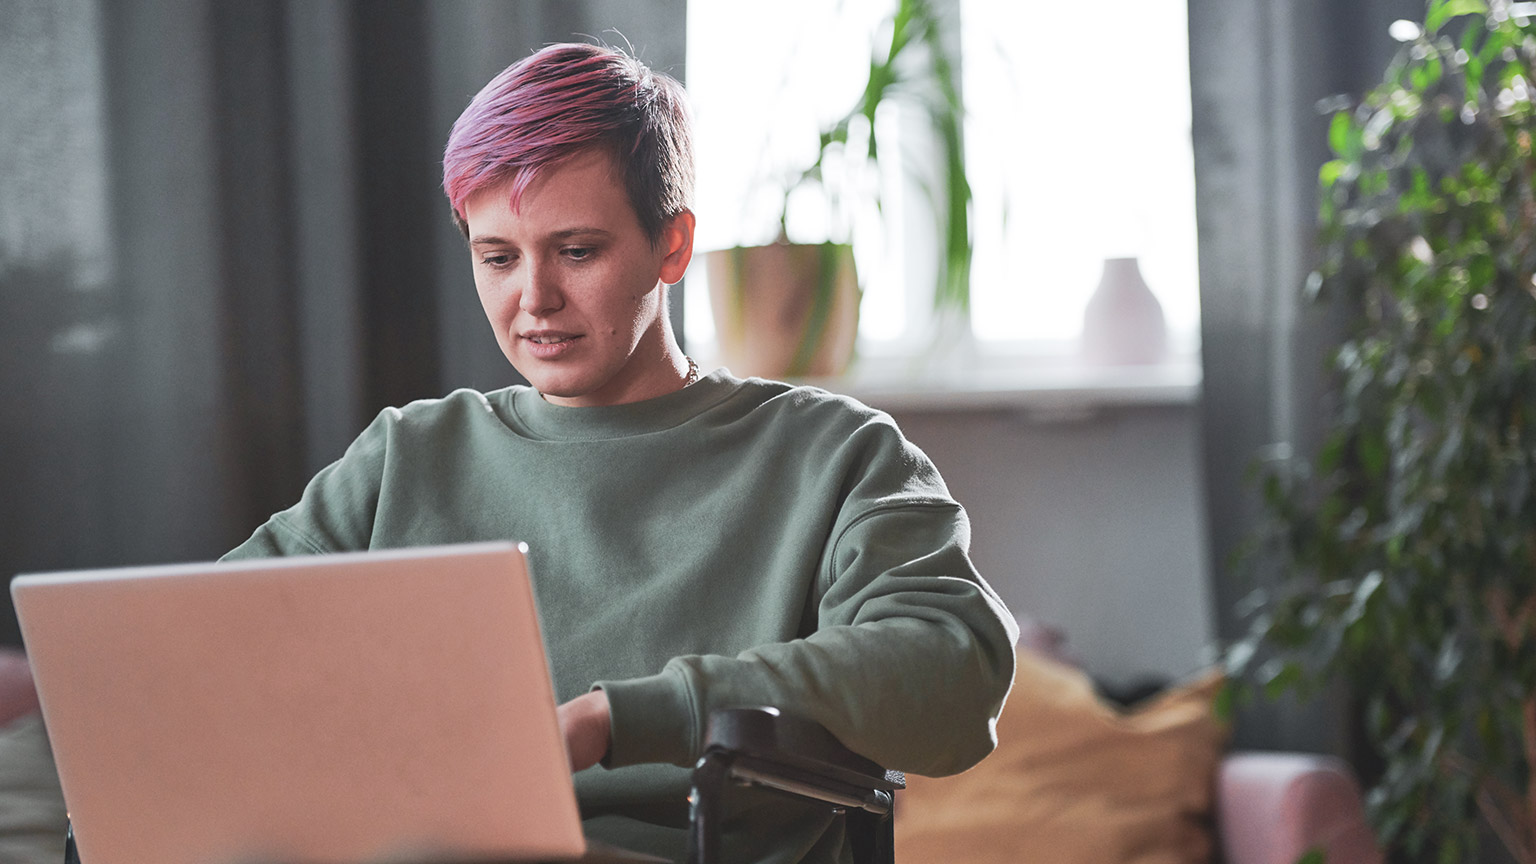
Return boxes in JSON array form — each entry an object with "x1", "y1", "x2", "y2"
[
  {"x1": 1222, "y1": 1, "x2": 1536, "y2": 861},
  {"x1": 705, "y1": 0, "x2": 974, "y2": 378}
]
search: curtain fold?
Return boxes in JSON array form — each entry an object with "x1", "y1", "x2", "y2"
[{"x1": 1190, "y1": 0, "x2": 1421, "y2": 751}]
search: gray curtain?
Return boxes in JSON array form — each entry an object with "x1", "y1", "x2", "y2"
[
  {"x1": 0, "y1": 0, "x2": 686, "y2": 645},
  {"x1": 1190, "y1": 0, "x2": 1421, "y2": 752}
]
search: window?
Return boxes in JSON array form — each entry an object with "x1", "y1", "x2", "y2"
[{"x1": 684, "y1": 0, "x2": 1200, "y2": 369}]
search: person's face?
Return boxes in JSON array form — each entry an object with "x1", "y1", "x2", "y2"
[{"x1": 464, "y1": 149, "x2": 694, "y2": 408}]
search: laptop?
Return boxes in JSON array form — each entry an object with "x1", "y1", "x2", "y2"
[{"x1": 12, "y1": 542, "x2": 666, "y2": 864}]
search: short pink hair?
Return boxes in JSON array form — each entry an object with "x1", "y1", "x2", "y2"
[{"x1": 442, "y1": 42, "x2": 694, "y2": 245}]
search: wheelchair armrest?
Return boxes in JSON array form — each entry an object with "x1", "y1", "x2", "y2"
[
  {"x1": 686, "y1": 707, "x2": 902, "y2": 864},
  {"x1": 701, "y1": 706, "x2": 905, "y2": 799}
]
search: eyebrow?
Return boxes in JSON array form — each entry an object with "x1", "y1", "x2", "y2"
[{"x1": 469, "y1": 227, "x2": 615, "y2": 246}]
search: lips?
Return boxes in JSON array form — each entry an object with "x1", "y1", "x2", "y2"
[
  {"x1": 523, "y1": 331, "x2": 579, "y2": 345},
  {"x1": 520, "y1": 330, "x2": 582, "y2": 359}
]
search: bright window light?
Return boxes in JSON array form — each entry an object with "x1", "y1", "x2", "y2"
[
  {"x1": 963, "y1": 0, "x2": 1200, "y2": 351},
  {"x1": 685, "y1": 0, "x2": 1201, "y2": 360}
]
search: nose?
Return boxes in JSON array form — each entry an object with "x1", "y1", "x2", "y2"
[{"x1": 518, "y1": 259, "x2": 565, "y2": 317}]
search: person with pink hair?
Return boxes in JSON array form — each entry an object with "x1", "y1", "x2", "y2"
[{"x1": 229, "y1": 42, "x2": 1016, "y2": 863}]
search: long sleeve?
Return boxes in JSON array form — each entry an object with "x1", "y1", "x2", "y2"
[{"x1": 595, "y1": 415, "x2": 1018, "y2": 778}]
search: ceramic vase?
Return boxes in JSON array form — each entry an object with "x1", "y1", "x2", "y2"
[{"x1": 1081, "y1": 256, "x2": 1168, "y2": 365}]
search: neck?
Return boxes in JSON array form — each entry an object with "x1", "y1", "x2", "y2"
[{"x1": 651, "y1": 290, "x2": 692, "y2": 386}]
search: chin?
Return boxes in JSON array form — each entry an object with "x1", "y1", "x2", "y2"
[{"x1": 523, "y1": 367, "x2": 594, "y2": 400}]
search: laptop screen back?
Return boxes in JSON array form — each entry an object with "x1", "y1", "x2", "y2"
[{"x1": 12, "y1": 542, "x2": 586, "y2": 864}]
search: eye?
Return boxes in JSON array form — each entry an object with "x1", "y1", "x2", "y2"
[
  {"x1": 479, "y1": 252, "x2": 515, "y2": 269},
  {"x1": 562, "y1": 246, "x2": 595, "y2": 261}
]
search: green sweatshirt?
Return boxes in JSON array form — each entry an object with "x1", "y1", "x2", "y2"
[{"x1": 224, "y1": 370, "x2": 1017, "y2": 863}]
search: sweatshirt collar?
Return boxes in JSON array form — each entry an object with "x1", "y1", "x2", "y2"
[{"x1": 501, "y1": 368, "x2": 741, "y2": 440}]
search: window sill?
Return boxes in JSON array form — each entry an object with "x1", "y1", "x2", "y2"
[{"x1": 790, "y1": 354, "x2": 1202, "y2": 416}]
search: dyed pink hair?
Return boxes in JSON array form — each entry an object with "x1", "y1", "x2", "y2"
[{"x1": 442, "y1": 42, "x2": 694, "y2": 245}]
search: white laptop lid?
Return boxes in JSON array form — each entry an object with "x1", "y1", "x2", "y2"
[{"x1": 12, "y1": 542, "x2": 590, "y2": 864}]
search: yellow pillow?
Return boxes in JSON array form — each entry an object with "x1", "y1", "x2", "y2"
[{"x1": 895, "y1": 653, "x2": 1228, "y2": 864}]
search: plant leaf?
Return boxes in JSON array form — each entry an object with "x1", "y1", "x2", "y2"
[
  {"x1": 1329, "y1": 111, "x2": 1364, "y2": 160},
  {"x1": 1345, "y1": 571, "x2": 1385, "y2": 626},
  {"x1": 1426, "y1": 0, "x2": 1488, "y2": 34},
  {"x1": 1320, "y1": 159, "x2": 1350, "y2": 188}
]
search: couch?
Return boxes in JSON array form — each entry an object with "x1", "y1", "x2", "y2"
[
  {"x1": 1217, "y1": 750, "x2": 1382, "y2": 864},
  {"x1": 893, "y1": 623, "x2": 1384, "y2": 864}
]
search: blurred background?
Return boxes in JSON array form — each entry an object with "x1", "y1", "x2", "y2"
[{"x1": 0, "y1": 0, "x2": 1420, "y2": 755}]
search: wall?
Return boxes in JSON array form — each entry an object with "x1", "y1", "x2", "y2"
[{"x1": 889, "y1": 400, "x2": 1214, "y2": 690}]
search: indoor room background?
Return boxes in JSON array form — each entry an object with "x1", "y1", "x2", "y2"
[{"x1": 0, "y1": 0, "x2": 1421, "y2": 758}]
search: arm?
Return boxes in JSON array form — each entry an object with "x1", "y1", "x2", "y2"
[
  {"x1": 221, "y1": 409, "x2": 394, "y2": 560},
  {"x1": 597, "y1": 423, "x2": 1019, "y2": 778}
]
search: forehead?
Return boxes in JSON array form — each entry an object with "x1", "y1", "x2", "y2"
[{"x1": 464, "y1": 149, "x2": 635, "y2": 232}]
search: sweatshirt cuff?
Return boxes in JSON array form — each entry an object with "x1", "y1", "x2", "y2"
[{"x1": 593, "y1": 665, "x2": 699, "y2": 769}]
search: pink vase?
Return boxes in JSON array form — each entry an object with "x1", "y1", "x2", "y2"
[{"x1": 1081, "y1": 256, "x2": 1168, "y2": 365}]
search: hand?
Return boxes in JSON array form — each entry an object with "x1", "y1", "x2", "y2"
[{"x1": 557, "y1": 689, "x2": 612, "y2": 772}]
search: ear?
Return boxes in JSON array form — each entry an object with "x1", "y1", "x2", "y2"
[{"x1": 657, "y1": 210, "x2": 696, "y2": 286}]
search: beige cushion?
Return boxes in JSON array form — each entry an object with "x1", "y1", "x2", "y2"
[
  {"x1": 0, "y1": 712, "x2": 68, "y2": 864},
  {"x1": 896, "y1": 652, "x2": 1228, "y2": 864}
]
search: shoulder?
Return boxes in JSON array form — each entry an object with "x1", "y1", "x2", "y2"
[
  {"x1": 385, "y1": 387, "x2": 508, "y2": 423},
  {"x1": 364, "y1": 387, "x2": 519, "y2": 439},
  {"x1": 722, "y1": 375, "x2": 946, "y2": 497},
  {"x1": 330, "y1": 387, "x2": 524, "y2": 464},
  {"x1": 724, "y1": 376, "x2": 896, "y2": 437}
]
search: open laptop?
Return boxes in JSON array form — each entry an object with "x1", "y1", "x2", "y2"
[{"x1": 12, "y1": 542, "x2": 666, "y2": 864}]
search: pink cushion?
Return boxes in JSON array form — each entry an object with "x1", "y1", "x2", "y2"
[
  {"x1": 0, "y1": 650, "x2": 40, "y2": 727},
  {"x1": 1217, "y1": 751, "x2": 1383, "y2": 864}
]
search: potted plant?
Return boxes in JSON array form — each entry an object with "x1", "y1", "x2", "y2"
[
  {"x1": 703, "y1": 0, "x2": 974, "y2": 379},
  {"x1": 1221, "y1": 1, "x2": 1536, "y2": 861}
]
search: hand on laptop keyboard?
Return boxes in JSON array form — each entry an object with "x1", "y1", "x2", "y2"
[{"x1": 559, "y1": 689, "x2": 613, "y2": 772}]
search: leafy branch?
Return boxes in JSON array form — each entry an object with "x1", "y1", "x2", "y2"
[
  {"x1": 782, "y1": 0, "x2": 974, "y2": 315},
  {"x1": 1222, "y1": 1, "x2": 1536, "y2": 861}
]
